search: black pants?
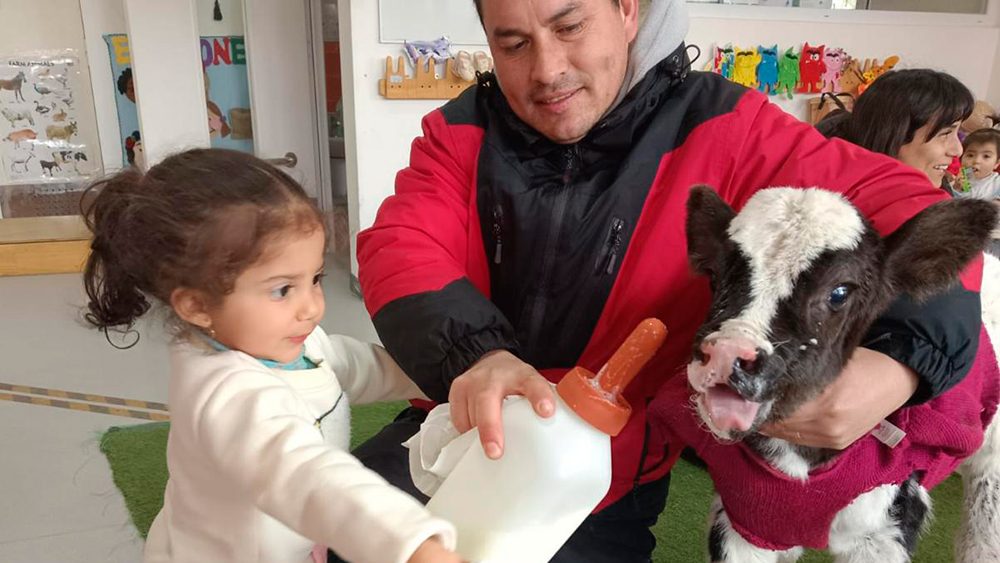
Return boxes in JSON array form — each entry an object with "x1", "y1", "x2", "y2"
[{"x1": 329, "y1": 407, "x2": 671, "y2": 563}]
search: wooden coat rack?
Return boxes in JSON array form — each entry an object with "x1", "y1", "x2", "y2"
[{"x1": 379, "y1": 56, "x2": 476, "y2": 100}]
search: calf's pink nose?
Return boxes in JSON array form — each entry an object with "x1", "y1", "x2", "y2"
[{"x1": 687, "y1": 337, "x2": 758, "y2": 392}]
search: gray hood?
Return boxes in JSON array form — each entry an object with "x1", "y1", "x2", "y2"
[{"x1": 608, "y1": 0, "x2": 691, "y2": 112}]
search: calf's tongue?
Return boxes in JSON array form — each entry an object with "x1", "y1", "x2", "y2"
[{"x1": 705, "y1": 386, "x2": 761, "y2": 432}]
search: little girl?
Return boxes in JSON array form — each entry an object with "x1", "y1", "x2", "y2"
[{"x1": 82, "y1": 148, "x2": 460, "y2": 563}]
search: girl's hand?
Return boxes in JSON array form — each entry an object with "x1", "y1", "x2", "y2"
[{"x1": 407, "y1": 538, "x2": 464, "y2": 563}]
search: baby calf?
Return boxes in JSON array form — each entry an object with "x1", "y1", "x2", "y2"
[{"x1": 652, "y1": 186, "x2": 1000, "y2": 563}]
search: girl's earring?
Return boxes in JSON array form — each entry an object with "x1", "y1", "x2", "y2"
[{"x1": 207, "y1": 327, "x2": 217, "y2": 339}]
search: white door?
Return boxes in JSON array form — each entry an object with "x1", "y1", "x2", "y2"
[
  {"x1": 124, "y1": 0, "x2": 211, "y2": 168},
  {"x1": 123, "y1": 0, "x2": 330, "y2": 204},
  {"x1": 244, "y1": 0, "x2": 330, "y2": 202}
]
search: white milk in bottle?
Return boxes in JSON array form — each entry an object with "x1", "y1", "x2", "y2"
[{"x1": 425, "y1": 318, "x2": 668, "y2": 563}]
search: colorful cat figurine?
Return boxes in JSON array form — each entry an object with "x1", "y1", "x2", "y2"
[
  {"x1": 821, "y1": 47, "x2": 847, "y2": 93},
  {"x1": 776, "y1": 47, "x2": 800, "y2": 100},
  {"x1": 719, "y1": 44, "x2": 735, "y2": 81},
  {"x1": 732, "y1": 47, "x2": 762, "y2": 88},
  {"x1": 757, "y1": 45, "x2": 779, "y2": 95},
  {"x1": 798, "y1": 43, "x2": 826, "y2": 94}
]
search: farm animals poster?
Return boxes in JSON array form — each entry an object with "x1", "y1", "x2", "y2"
[
  {"x1": 0, "y1": 54, "x2": 94, "y2": 184},
  {"x1": 104, "y1": 34, "x2": 254, "y2": 169}
]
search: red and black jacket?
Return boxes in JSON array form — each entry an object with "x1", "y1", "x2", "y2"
[{"x1": 357, "y1": 47, "x2": 982, "y2": 511}]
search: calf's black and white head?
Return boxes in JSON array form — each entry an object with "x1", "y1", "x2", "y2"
[{"x1": 685, "y1": 185, "x2": 997, "y2": 441}]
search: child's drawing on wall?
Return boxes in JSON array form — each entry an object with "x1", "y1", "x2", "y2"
[
  {"x1": 125, "y1": 130, "x2": 144, "y2": 169},
  {"x1": 117, "y1": 67, "x2": 135, "y2": 103},
  {"x1": 207, "y1": 99, "x2": 231, "y2": 139}
]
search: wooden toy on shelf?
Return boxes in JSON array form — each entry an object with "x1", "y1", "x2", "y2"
[
  {"x1": 857, "y1": 56, "x2": 899, "y2": 95},
  {"x1": 838, "y1": 60, "x2": 865, "y2": 97},
  {"x1": 379, "y1": 55, "x2": 475, "y2": 100}
]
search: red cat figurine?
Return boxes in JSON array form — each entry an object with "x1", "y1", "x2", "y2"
[{"x1": 798, "y1": 43, "x2": 826, "y2": 94}]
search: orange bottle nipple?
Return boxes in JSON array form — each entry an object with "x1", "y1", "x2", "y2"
[{"x1": 556, "y1": 318, "x2": 668, "y2": 436}]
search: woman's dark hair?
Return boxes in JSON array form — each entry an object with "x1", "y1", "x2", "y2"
[
  {"x1": 816, "y1": 69, "x2": 974, "y2": 158},
  {"x1": 82, "y1": 148, "x2": 326, "y2": 337}
]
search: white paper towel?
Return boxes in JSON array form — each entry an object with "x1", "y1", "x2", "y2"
[{"x1": 404, "y1": 403, "x2": 479, "y2": 497}]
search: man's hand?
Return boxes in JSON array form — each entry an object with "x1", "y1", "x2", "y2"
[
  {"x1": 449, "y1": 350, "x2": 555, "y2": 459},
  {"x1": 407, "y1": 538, "x2": 463, "y2": 563},
  {"x1": 761, "y1": 347, "x2": 919, "y2": 449}
]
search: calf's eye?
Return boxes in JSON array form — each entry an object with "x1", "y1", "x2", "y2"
[{"x1": 828, "y1": 285, "x2": 850, "y2": 309}]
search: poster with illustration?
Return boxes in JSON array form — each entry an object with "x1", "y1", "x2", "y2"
[
  {"x1": 201, "y1": 36, "x2": 254, "y2": 152},
  {"x1": 104, "y1": 35, "x2": 143, "y2": 169},
  {"x1": 0, "y1": 52, "x2": 95, "y2": 184},
  {"x1": 104, "y1": 34, "x2": 253, "y2": 169}
]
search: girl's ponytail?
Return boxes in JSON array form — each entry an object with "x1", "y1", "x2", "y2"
[{"x1": 81, "y1": 168, "x2": 151, "y2": 336}]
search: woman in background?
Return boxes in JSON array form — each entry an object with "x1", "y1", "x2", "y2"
[{"x1": 816, "y1": 68, "x2": 973, "y2": 191}]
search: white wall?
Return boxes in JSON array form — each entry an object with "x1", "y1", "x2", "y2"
[
  {"x1": 198, "y1": 0, "x2": 246, "y2": 37},
  {"x1": 339, "y1": 1, "x2": 1000, "y2": 275},
  {"x1": 339, "y1": 0, "x2": 486, "y2": 275},
  {"x1": 989, "y1": 28, "x2": 1000, "y2": 106}
]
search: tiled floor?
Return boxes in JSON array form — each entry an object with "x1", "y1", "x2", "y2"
[{"x1": 0, "y1": 258, "x2": 376, "y2": 563}]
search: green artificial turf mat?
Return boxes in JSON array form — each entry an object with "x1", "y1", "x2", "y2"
[{"x1": 101, "y1": 403, "x2": 963, "y2": 560}]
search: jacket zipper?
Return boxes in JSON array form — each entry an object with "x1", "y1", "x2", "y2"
[
  {"x1": 595, "y1": 218, "x2": 626, "y2": 275},
  {"x1": 630, "y1": 420, "x2": 652, "y2": 509},
  {"x1": 492, "y1": 204, "x2": 503, "y2": 265},
  {"x1": 526, "y1": 146, "x2": 578, "y2": 349}
]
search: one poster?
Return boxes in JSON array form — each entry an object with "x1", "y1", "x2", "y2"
[
  {"x1": 0, "y1": 53, "x2": 95, "y2": 184},
  {"x1": 103, "y1": 34, "x2": 254, "y2": 169},
  {"x1": 201, "y1": 36, "x2": 254, "y2": 152}
]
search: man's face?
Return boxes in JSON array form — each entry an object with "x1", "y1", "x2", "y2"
[{"x1": 480, "y1": 0, "x2": 639, "y2": 144}]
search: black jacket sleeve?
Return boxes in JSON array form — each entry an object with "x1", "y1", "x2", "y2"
[
  {"x1": 862, "y1": 284, "x2": 981, "y2": 405},
  {"x1": 371, "y1": 278, "x2": 521, "y2": 402}
]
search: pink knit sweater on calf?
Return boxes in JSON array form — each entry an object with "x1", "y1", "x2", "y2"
[{"x1": 649, "y1": 328, "x2": 1000, "y2": 551}]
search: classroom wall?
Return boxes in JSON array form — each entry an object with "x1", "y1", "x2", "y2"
[
  {"x1": 197, "y1": 0, "x2": 246, "y2": 37},
  {"x1": 338, "y1": 0, "x2": 487, "y2": 275},
  {"x1": 989, "y1": 29, "x2": 1000, "y2": 106}
]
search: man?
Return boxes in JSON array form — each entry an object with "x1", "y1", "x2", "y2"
[{"x1": 348, "y1": 1, "x2": 982, "y2": 561}]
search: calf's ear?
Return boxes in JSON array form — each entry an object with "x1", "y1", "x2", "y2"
[
  {"x1": 884, "y1": 199, "x2": 998, "y2": 301},
  {"x1": 686, "y1": 185, "x2": 736, "y2": 278}
]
